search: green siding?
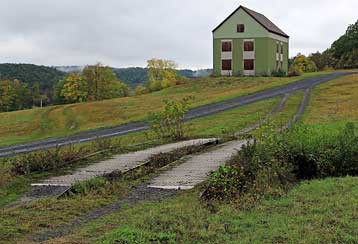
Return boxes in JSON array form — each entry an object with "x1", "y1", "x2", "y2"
[
  {"x1": 267, "y1": 38, "x2": 277, "y2": 74},
  {"x1": 213, "y1": 8, "x2": 269, "y2": 39},
  {"x1": 212, "y1": 7, "x2": 289, "y2": 76},
  {"x1": 213, "y1": 37, "x2": 289, "y2": 76},
  {"x1": 213, "y1": 39, "x2": 221, "y2": 76},
  {"x1": 254, "y1": 38, "x2": 269, "y2": 75},
  {"x1": 283, "y1": 42, "x2": 289, "y2": 73},
  {"x1": 233, "y1": 39, "x2": 242, "y2": 76}
]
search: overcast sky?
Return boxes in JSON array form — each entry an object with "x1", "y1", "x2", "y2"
[{"x1": 0, "y1": 0, "x2": 357, "y2": 69}]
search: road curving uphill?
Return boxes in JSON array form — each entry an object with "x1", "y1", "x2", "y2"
[{"x1": 0, "y1": 72, "x2": 355, "y2": 158}]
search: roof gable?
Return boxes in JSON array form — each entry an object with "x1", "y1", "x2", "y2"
[{"x1": 213, "y1": 5, "x2": 289, "y2": 38}]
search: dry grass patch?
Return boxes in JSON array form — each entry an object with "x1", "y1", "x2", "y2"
[{"x1": 304, "y1": 74, "x2": 358, "y2": 124}]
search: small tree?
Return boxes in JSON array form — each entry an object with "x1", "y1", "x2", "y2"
[
  {"x1": 147, "y1": 58, "x2": 178, "y2": 92},
  {"x1": 60, "y1": 73, "x2": 88, "y2": 103},
  {"x1": 290, "y1": 54, "x2": 317, "y2": 73},
  {"x1": 148, "y1": 97, "x2": 192, "y2": 140},
  {"x1": 83, "y1": 63, "x2": 127, "y2": 101},
  {"x1": 135, "y1": 85, "x2": 148, "y2": 95}
]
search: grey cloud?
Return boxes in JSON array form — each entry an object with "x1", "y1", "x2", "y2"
[{"x1": 0, "y1": 0, "x2": 357, "y2": 68}]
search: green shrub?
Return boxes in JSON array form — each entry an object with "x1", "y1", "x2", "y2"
[
  {"x1": 288, "y1": 65, "x2": 303, "y2": 77},
  {"x1": 134, "y1": 85, "x2": 148, "y2": 95},
  {"x1": 10, "y1": 146, "x2": 87, "y2": 175},
  {"x1": 203, "y1": 123, "x2": 358, "y2": 204},
  {"x1": 202, "y1": 138, "x2": 294, "y2": 204},
  {"x1": 97, "y1": 226, "x2": 176, "y2": 244},
  {"x1": 282, "y1": 123, "x2": 358, "y2": 178},
  {"x1": 202, "y1": 166, "x2": 240, "y2": 201},
  {"x1": 271, "y1": 69, "x2": 287, "y2": 77},
  {"x1": 8, "y1": 138, "x2": 118, "y2": 176},
  {"x1": 147, "y1": 97, "x2": 193, "y2": 140},
  {"x1": 71, "y1": 177, "x2": 109, "y2": 196}
]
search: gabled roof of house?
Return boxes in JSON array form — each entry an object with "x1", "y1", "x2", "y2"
[{"x1": 212, "y1": 5, "x2": 289, "y2": 38}]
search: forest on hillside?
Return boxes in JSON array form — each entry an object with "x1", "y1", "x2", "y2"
[
  {"x1": 308, "y1": 20, "x2": 358, "y2": 70},
  {"x1": 0, "y1": 64, "x2": 65, "y2": 94}
]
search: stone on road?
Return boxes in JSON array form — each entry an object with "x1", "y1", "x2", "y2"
[
  {"x1": 148, "y1": 140, "x2": 247, "y2": 190},
  {"x1": 32, "y1": 138, "x2": 218, "y2": 187}
]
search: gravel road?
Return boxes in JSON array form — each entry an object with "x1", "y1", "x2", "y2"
[{"x1": 0, "y1": 72, "x2": 354, "y2": 158}]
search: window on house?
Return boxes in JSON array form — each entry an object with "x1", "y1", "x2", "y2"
[
  {"x1": 244, "y1": 59, "x2": 254, "y2": 70},
  {"x1": 237, "y1": 24, "x2": 245, "y2": 33},
  {"x1": 276, "y1": 61, "x2": 280, "y2": 71},
  {"x1": 222, "y1": 60, "x2": 232, "y2": 71},
  {"x1": 281, "y1": 43, "x2": 284, "y2": 54},
  {"x1": 276, "y1": 43, "x2": 279, "y2": 53},
  {"x1": 244, "y1": 41, "x2": 254, "y2": 51},
  {"x1": 221, "y1": 41, "x2": 232, "y2": 52}
]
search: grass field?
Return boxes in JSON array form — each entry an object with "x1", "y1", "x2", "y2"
[
  {"x1": 0, "y1": 97, "x2": 280, "y2": 210},
  {"x1": 304, "y1": 74, "x2": 358, "y2": 124},
  {"x1": 45, "y1": 177, "x2": 356, "y2": 244},
  {"x1": 0, "y1": 97, "x2": 285, "y2": 244},
  {"x1": 1, "y1": 72, "x2": 357, "y2": 244},
  {"x1": 0, "y1": 72, "x2": 331, "y2": 147}
]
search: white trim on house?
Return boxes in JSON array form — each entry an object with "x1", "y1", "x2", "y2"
[
  {"x1": 268, "y1": 33, "x2": 289, "y2": 43},
  {"x1": 221, "y1": 52, "x2": 232, "y2": 59},
  {"x1": 243, "y1": 39, "x2": 255, "y2": 76},
  {"x1": 243, "y1": 51, "x2": 255, "y2": 59},
  {"x1": 221, "y1": 40, "x2": 233, "y2": 76},
  {"x1": 221, "y1": 70, "x2": 233, "y2": 76},
  {"x1": 243, "y1": 70, "x2": 255, "y2": 76}
]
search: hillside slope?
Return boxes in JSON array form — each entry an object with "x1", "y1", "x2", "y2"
[{"x1": 0, "y1": 72, "x2": 336, "y2": 147}]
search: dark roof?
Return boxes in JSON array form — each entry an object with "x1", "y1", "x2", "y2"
[{"x1": 212, "y1": 5, "x2": 289, "y2": 38}]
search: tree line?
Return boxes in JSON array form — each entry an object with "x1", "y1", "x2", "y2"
[
  {"x1": 0, "y1": 64, "x2": 130, "y2": 112},
  {"x1": 289, "y1": 20, "x2": 358, "y2": 75},
  {"x1": 0, "y1": 61, "x2": 179, "y2": 112},
  {"x1": 54, "y1": 64, "x2": 129, "y2": 104},
  {"x1": 0, "y1": 80, "x2": 46, "y2": 112}
]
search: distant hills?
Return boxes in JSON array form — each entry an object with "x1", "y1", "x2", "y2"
[
  {"x1": 0, "y1": 63, "x2": 212, "y2": 97},
  {"x1": 0, "y1": 63, "x2": 66, "y2": 95},
  {"x1": 54, "y1": 66, "x2": 212, "y2": 87}
]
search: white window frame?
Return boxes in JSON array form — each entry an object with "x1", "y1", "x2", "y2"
[
  {"x1": 243, "y1": 39, "x2": 255, "y2": 76},
  {"x1": 221, "y1": 40, "x2": 233, "y2": 76}
]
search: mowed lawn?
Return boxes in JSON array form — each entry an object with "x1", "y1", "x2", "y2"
[{"x1": 0, "y1": 72, "x2": 330, "y2": 147}]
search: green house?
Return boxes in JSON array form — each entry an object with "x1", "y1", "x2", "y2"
[{"x1": 213, "y1": 6, "x2": 289, "y2": 76}]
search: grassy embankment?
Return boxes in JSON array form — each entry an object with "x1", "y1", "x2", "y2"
[
  {"x1": 0, "y1": 92, "x2": 288, "y2": 243},
  {"x1": 0, "y1": 89, "x2": 306, "y2": 243},
  {"x1": 0, "y1": 71, "x2": 331, "y2": 147},
  {"x1": 304, "y1": 74, "x2": 358, "y2": 125},
  {"x1": 1, "y1": 73, "x2": 357, "y2": 244},
  {"x1": 34, "y1": 74, "x2": 358, "y2": 244}
]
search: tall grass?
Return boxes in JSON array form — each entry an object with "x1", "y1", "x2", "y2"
[{"x1": 203, "y1": 122, "x2": 358, "y2": 205}]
